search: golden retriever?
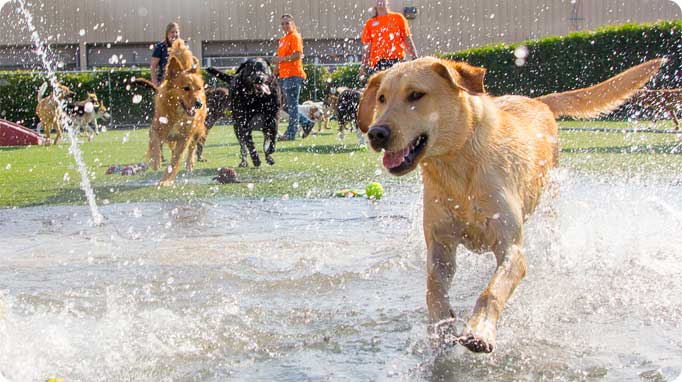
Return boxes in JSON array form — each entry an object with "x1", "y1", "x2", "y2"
[
  {"x1": 35, "y1": 82, "x2": 76, "y2": 145},
  {"x1": 146, "y1": 39, "x2": 207, "y2": 186},
  {"x1": 358, "y1": 57, "x2": 664, "y2": 353}
]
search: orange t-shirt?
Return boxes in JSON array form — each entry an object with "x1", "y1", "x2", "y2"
[
  {"x1": 277, "y1": 31, "x2": 306, "y2": 79},
  {"x1": 361, "y1": 12, "x2": 411, "y2": 68}
]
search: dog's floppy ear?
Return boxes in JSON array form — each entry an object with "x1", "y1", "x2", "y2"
[
  {"x1": 166, "y1": 56, "x2": 184, "y2": 79},
  {"x1": 432, "y1": 60, "x2": 486, "y2": 96},
  {"x1": 358, "y1": 71, "x2": 386, "y2": 133}
]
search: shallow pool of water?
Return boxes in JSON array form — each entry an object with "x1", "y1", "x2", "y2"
[{"x1": 1, "y1": 171, "x2": 681, "y2": 381}]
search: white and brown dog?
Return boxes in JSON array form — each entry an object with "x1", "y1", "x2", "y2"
[{"x1": 70, "y1": 93, "x2": 111, "y2": 140}]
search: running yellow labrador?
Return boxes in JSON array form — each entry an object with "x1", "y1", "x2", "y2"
[{"x1": 358, "y1": 56, "x2": 664, "y2": 353}]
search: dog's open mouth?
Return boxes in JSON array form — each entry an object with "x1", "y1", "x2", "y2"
[
  {"x1": 256, "y1": 83, "x2": 271, "y2": 95},
  {"x1": 383, "y1": 134, "x2": 428, "y2": 175},
  {"x1": 182, "y1": 102, "x2": 197, "y2": 117}
]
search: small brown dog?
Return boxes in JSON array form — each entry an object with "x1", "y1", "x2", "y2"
[
  {"x1": 146, "y1": 39, "x2": 207, "y2": 186},
  {"x1": 35, "y1": 82, "x2": 76, "y2": 145},
  {"x1": 358, "y1": 57, "x2": 663, "y2": 353},
  {"x1": 630, "y1": 88, "x2": 682, "y2": 130}
]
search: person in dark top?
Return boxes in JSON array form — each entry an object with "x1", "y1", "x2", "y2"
[{"x1": 150, "y1": 22, "x2": 180, "y2": 86}]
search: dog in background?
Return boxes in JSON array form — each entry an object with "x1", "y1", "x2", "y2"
[
  {"x1": 146, "y1": 39, "x2": 207, "y2": 186},
  {"x1": 35, "y1": 82, "x2": 76, "y2": 145},
  {"x1": 302, "y1": 99, "x2": 335, "y2": 133},
  {"x1": 70, "y1": 93, "x2": 111, "y2": 140},
  {"x1": 298, "y1": 102, "x2": 323, "y2": 132},
  {"x1": 335, "y1": 87, "x2": 363, "y2": 144},
  {"x1": 197, "y1": 87, "x2": 231, "y2": 161},
  {"x1": 630, "y1": 88, "x2": 682, "y2": 130},
  {"x1": 207, "y1": 58, "x2": 281, "y2": 167},
  {"x1": 358, "y1": 57, "x2": 663, "y2": 353}
]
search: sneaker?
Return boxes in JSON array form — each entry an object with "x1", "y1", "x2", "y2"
[{"x1": 302, "y1": 123, "x2": 314, "y2": 139}]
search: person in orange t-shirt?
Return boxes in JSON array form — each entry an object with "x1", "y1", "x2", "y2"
[
  {"x1": 360, "y1": 0, "x2": 418, "y2": 80},
  {"x1": 273, "y1": 14, "x2": 314, "y2": 141}
]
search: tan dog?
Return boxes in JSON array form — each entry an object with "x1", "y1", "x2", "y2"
[
  {"x1": 358, "y1": 57, "x2": 664, "y2": 353},
  {"x1": 630, "y1": 88, "x2": 682, "y2": 130},
  {"x1": 35, "y1": 82, "x2": 76, "y2": 145},
  {"x1": 146, "y1": 39, "x2": 207, "y2": 186}
]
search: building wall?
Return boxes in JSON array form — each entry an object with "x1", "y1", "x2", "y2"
[{"x1": 0, "y1": 0, "x2": 679, "y2": 69}]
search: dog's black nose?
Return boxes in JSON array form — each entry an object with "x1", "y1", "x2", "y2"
[
  {"x1": 367, "y1": 125, "x2": 391, "y2": 148},
  {"x1": 194, "y1": 100, "x2": 203, "y2": 109}
]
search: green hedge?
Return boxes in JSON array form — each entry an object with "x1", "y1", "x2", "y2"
[
  {"x1": 0, "y1": 68, "x2": 156, "y2": 127},
  {"x1": 2, "y1": 20, "x2": 681, "y2": 127},
  {"x1": 440, "y1": 20, "x2": 682, "y2": 97}
]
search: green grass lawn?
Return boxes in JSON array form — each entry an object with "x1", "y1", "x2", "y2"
[{"x1": 0, "y1": 120, "x2": 680, "y2": 208}]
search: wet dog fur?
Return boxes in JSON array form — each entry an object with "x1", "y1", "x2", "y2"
[
  {"x1": 358, "y1": 56, "x2": 664, "y2": 353},
  {"x1": 35, "y1": 82, "x2": 76, "y2": 145},
  {"x1": 207, "y1": 59, "x2": 281, "y2": 167},
  {"x1": 147, "y1": 39, "x2": 207, "y2": 186}
]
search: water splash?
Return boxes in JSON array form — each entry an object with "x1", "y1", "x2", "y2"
[{"x1": 15, "y1": 0, "x2": 103, "y2": 225}]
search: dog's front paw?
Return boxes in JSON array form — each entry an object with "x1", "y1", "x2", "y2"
[
  {"x1": 459, "y1": 322, "x2": 496, "y2": 353},
  {"x1": 266, "y1": 156, "x2": 275, "y2": 165},
  {"x1": 197, "y1": 157, "x2": 207, "y2": 162},
  {"x1": 252, "y1": 159, "x2": 261, "y2": 167},
  {"x1": 458, "y1": 334, "x2": 494, "y2": 353},
  {"x1": 238, "y1": 161, "x2": 249, "y2": 168}
]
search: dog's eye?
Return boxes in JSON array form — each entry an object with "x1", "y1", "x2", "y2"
[
  {"x1": 378, "y1": 94, "x2": 385, "y2": 104},
  {"x1": 408, "y1": 91, "x2": 425, "y2": 102},
  {"x1": 183, "y1": 86, "x2": 191, "y2": 92}
]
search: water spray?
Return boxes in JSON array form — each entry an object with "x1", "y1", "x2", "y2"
[{"x1": 15, "y1": 0, "x2": 104, "y2": 225}]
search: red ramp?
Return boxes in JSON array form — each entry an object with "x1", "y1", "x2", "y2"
[{"x1": 0, "y1": 119, "x2": 44, "y2": 146}]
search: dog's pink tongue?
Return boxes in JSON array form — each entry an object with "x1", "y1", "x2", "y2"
[
  {"x1": 383, "y1": 147, "x2": 409, "y2": 169},
  {"x1": 258, "y1": 84, "x2": 271, "y2": 95}
]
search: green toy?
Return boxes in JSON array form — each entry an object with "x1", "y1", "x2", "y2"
[{"x1": 365, "y1": 182, "x2": 384, "y2": 200}]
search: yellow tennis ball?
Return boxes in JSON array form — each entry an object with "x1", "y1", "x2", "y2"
[{"x1": 365, "y1": 182, "x2": 384, "y2": 200}]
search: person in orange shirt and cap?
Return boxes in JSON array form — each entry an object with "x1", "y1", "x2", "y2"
[
  {"x1": 359, "y1": 0, "x2": 418, "y2": 80},
  {"x1": 273, "y1": 14, "x2": 315, "y2": 141}
]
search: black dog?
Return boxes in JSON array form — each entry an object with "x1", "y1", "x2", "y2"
[
  {"x1": 207, "y1": 59, "x2": 282, "y2": 167},
  {"x1": 335, "y1": 87, "x2": 363, "y2": 143},
  {"x1": 197, "y1": 87, "x2": 231, "y2": 161}
]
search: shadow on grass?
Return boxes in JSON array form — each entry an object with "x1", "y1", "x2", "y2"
[
  {"x1": 277, "y1": 144, "x2": 366, "y2": 154},
  {"x1": 39, "y1": 183, "x2": 152, "y2": 206},
  {"x1": 562, "y1": 143, "x2": 682, "y2": 155},
  {"x1": 0, "y1": 145, "x2": 36, "y2": 152}
]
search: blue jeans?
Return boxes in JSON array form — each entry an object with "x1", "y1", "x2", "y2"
[{"x1": 281, "y1": 76, "x2": 314, "y2": 139}]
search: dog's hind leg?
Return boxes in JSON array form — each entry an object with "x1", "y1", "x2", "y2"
[
  {"x1": 263, "y1": 119, "x2": 277, "y2": 165},
  {"x1": 461, "y1": 205, "x2": 526, "y2": 353}
]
